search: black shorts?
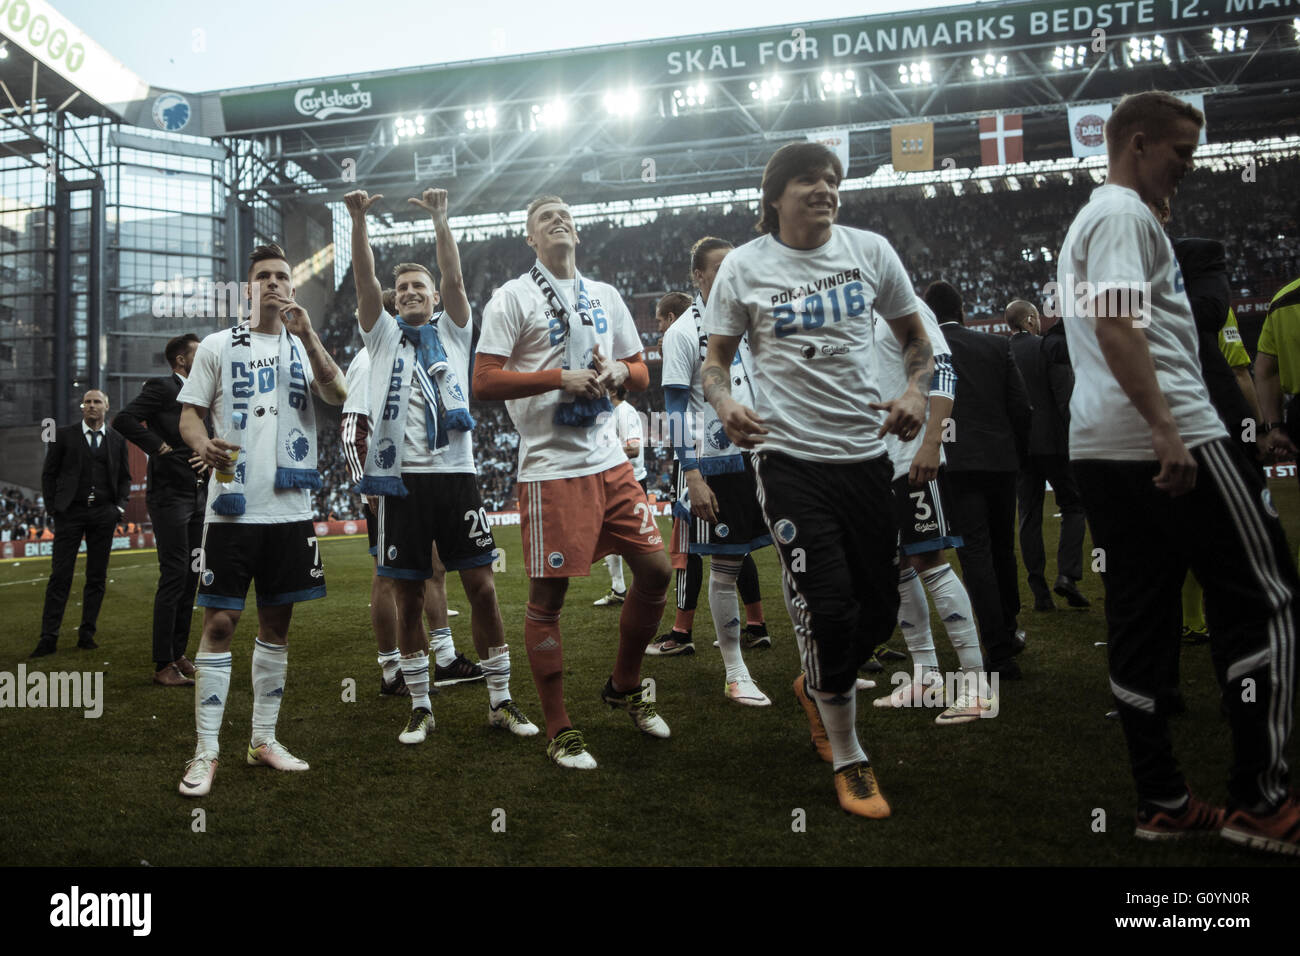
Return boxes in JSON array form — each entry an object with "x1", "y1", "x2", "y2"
[
  {"x1": 752, "y1": 451, "x2": 900, "y2": 694},
  {"x1": 893, "y1": 472, "x2": 963, "y2": 555},
  {"x1": 196, "y1": 519, "x2": 326, "y2": 610},
  {"x1": 685, "y1": 455, "x2": 772, "y2": 556},
  {"x1": 376, "y1": 473, "x2": 495, "y2": 579},
  {"x1": 363, "y1": 500, "x2": 378, "y2": 557}
]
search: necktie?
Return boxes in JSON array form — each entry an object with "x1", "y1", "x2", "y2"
[{"x1": 92, "y1": 431, "x2": 101, "y2": 450}]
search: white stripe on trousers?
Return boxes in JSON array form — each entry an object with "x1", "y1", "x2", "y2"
[
  {"x1": 1200, "y1": 440, "x2": 1294, "y2": 805},
  {"x1": 751, "y1": 453, "x2": 819, "y2": 686}
]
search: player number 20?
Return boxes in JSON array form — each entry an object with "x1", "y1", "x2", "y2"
[{"x1": 465, "y1": 507, "x2": 491, "y2": 539}]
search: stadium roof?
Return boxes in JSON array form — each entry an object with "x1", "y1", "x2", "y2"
[{"x1": 196, "y1": 0, "x2": 1300, "y2": 215}]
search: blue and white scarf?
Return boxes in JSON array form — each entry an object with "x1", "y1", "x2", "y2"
[
  {"x1": 357, "y1": 312, "x2": 474, "y2": 497},
  {"x1": 530, "y1": 262, "x2": 612, "y2": 427},
  {"x1": 213, "y1": 322, "x2": 320, "y2": 516}
]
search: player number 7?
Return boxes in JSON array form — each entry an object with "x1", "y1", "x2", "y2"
[{"x1": 307, "y1": 535, "x2": 320, "y2": 566}]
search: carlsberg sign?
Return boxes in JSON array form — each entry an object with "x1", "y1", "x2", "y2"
[{"x1": 294, "y1": 83, "x2": 373, "y2": 120}]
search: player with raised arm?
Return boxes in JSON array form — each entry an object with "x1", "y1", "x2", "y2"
[
  {"x1": 347, "y1": 187, "x2": 535, "y2": 745},
  {"x1": 339, "y1": 342, "x2": 477, "y2": 698},
  {"x1": 659, "y1": 236, "x2": 772, "y2": 706},
  {"x1": 473, "y1": 195, "x2": 672, "y2": 769},
  {"x1": 176, "y1": 243, "x2": 347, "y2": 797},
  {"x1": 702, "y1": 142, "x2": 933, "y2": 818}
]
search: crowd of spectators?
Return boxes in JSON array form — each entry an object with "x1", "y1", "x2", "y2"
[{"x1": 1, "y1": 485, "x2": 48, "y2": 541}]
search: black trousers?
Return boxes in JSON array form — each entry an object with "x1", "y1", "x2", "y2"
[
  {"x1": 40, "y1": 502, "x2": 119, "y2": 644},
  {"x1": 148, "y1": 489, "x2": 205, "y2": 665},
  {"x1": 1075, "y1": 438, "x2": 1297, "y2": 809},
  {"x1": 1017, "y1": 454, "x2": 1087, "y2": 590},
  {"x1": 752, "y1": 451, "x2": 899, "y2": 694},
  {"x1": 946, "y1": 469, "x2": 1021, "y2": 663}
]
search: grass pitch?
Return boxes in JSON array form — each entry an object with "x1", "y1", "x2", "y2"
[{"x1": 2, "y1": 482, "x2": 1298, "y2": 867}]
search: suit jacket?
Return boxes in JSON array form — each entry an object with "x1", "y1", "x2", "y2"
[
  {"x1": 42, "y1": 423, "x2": 131, "y2": 514},
  {"x1": 1009, "y1": 331, "x2": 1071, "y2": 457},
  {"x1": 113, "y1": 373, "x2": 203, "y2": 500},
  {"x1": 940, "y1": 322, "x2": 1032, "y2": 472}
]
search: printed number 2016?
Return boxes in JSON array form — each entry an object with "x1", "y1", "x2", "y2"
[{"x1": 773, "y1": 281, "x2": 868, "y2": 338}]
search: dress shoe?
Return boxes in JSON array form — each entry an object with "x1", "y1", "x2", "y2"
[
  {"x1": 29, "y1": 639, "x2": 57, "y2": 658},
  {"x1": 1029, "y1": 578, "x2": 1054, "y2": 611},
  {"x1": 1054, "y1": 576, "x2": 1091, "y2": 608},
  {"x1": 76, "y1": 637, "x2": 99, "y2": 650},
  {"x1": 153, "y1": 664, "x2": 195, "y2": 687},
  {"x1": 986, "y1": 657, "x2": 1023, "y2": 680},
  {"x1": 174, "y1": 656, "x2": 196, "y2": 678}
]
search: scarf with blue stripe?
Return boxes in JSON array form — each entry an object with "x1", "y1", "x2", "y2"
[
  {"x1": 356, "y1": 312, "x2": 475, "y2": 497},
  {"x1": 529, "y1": 262, "x2": 612, "y2": 427},
  {"x1": 213, "y1": 322, "x2": 320, "y2": 516}
]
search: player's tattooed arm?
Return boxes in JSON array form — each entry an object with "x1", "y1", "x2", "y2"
[
  {"x1": 874, "y1": 311, "x2": 932, "y2": 441},
  {"x1": 704, "y1": 334, "x2": 767, "y2": 449}
]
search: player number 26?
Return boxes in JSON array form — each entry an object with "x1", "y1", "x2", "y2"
[{"x1": 773, "y1": 282, "x2": 868, "y2": 338}]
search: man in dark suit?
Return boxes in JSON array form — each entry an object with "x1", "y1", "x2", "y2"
[
  {"x1": 1007, "y1": 301, "x2": 1089, "y2": 612},
  {"x1": 32, "y1": 389, "x2": 132, "y2": 657},
  {"x1": 923, "y1": 281, "x2": 1031, "y2": 678},
  {"x1": 114, "y1": 333, "x2": 208, "y2": 686}
]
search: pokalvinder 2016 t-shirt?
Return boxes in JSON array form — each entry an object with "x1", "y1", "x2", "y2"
[{"x1": 704, "y1": 225, "x2": 920, "y2": 464}]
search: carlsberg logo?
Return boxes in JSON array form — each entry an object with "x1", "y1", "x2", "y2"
[{"x1": 294, "y1": 83, "x2": 373, "y2": 120}]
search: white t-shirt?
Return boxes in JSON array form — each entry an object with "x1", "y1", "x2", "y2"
[
  {"x1": 342, "y1": 348, "x2": 371, "y2": 419},
  {"x1": 704, "y1": 226, "x2": 920, "y2": 464},
  {"x1": 478, "y1": 270, "x2": 642, "y2": 482},
  {"x1": 604, "y1": 400, "x2": 646, "y2": 481},
  {"x1": 661, "y1": 295, "x2": 757, "y2": 467},
  {"x1": 1057, "y1": 184, "x2": 1227, "y2": 460},
  {"x1": 360, "y1": 310, "x2": 476, "y2": 475},
  {"x1": 179, "y1": 327, "x2": 316, "y2": 524},
  {"x1": 873, "y1": 301, "x2": 952, "y2": 481}
]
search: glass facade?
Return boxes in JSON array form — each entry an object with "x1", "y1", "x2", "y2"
[{"x1": 0, "y1": 115, "x2": 290, "y2": 426}]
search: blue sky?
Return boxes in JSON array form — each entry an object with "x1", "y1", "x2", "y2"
[{"x1": 51, "y1": 0, "x2": 974, "y2": 92}]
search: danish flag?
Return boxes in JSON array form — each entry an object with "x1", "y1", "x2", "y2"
[{"x1": 979, "y1": 113, "x2": 1024, "y2": 166}]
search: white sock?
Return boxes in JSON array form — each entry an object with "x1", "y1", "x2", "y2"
[
  {"x1": 251, "y1": 639, "x2": 289, "y2": 747},
  {"x1": 606, "y1": 554, "x2": 625, "y2": 593},
  {"x1": 194, "y1": 651, "x2": 232, "y2": 757},
  {"x1": 810, "y1": 685, "x2": 868, "y2": 770},
  {"x1": 430, "y1": 628, "x2": 455, "y2": 668},
  {"x1": 377, "y1": 647, "x2": 400, "y2": 682},
  {"x1": 921, "y1": 563, "x2": 985, "y2": 675},
  {"x1": 401, "y1": 652, "x2": 431, "y2": 711},
  {"x1": 709, "y1": 556, "x2": 750, "y2": 684},
  {"x1": 482, "y1": 643, "x2": 512, "y2": 708},
  {"x1": 898, "y1": 567, "x2": 940, "y2": 675}
]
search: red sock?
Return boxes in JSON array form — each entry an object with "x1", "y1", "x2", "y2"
[
  {"x1": 524, "y1": 602, "x2": 570, "y2": 738},
  {"x1": 745, "y1": 600, "x2": 764, "y2": 627},
  {"x1": 672, "y1": 608, "x2": 695, "y2": 634},
  {"x1": 614, "y1": 580, "x2": 668, "y2": 691}
]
